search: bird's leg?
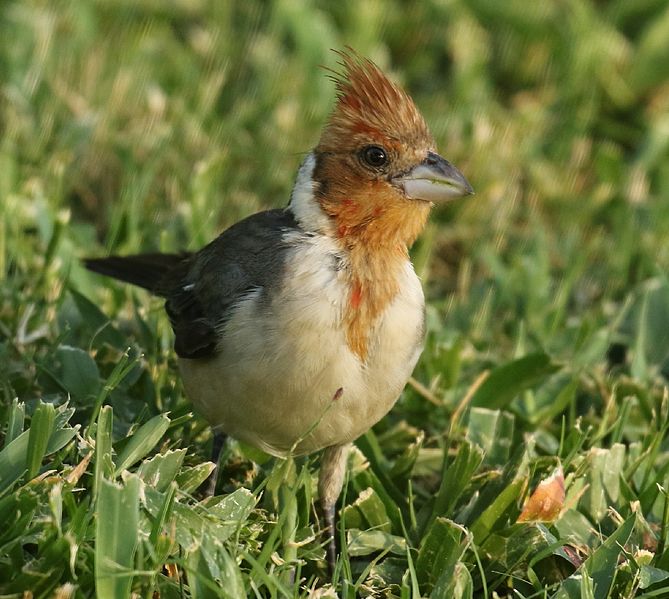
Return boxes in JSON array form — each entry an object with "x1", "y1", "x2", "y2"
[
  {"x1": 318, "y1": 444, "x2": 350, "y2": 574},
  {"x1": 204, "y1": 430, "x2": 227, "y2": 496},
  {"x1": 323, "y1": 501, "x2": 337, "y2": 576}
]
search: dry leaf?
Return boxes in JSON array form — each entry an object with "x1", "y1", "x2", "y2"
[{"x1": 518, "y1": 466, "x2": 565, "y2": 523}]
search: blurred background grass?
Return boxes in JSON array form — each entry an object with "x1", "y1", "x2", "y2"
[
  {"x1": 2, "y1": 0, "x2": 669, "y2": 596},
  {"x1": 3, "y1": 0, "x2": 669, "y2": 320}
]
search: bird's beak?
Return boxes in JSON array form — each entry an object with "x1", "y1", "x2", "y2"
[{"x1": 394, "y1": 151, "x2": 474, "y2": 203}]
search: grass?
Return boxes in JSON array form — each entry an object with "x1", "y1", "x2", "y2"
[{"x1": 2, "y1": 0, "x2": 669, "y2": 597}]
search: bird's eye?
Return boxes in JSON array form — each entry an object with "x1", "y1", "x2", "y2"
[{"x1": 361, "y1": 145, "x2": 388, "y2": 169}]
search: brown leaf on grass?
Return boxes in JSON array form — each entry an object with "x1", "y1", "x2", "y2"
[
  {"x1": 66, "y1": 451, "x2": 93, "y2": 485},
  {"x1": 561, "y1": 544, "x2": 584, "y2": 568},
  {"x1": 52, "y1": 584, "x2": 76, "y2": 599},
  {"x1": 165, "y1": 562, "x2": 179, "y2": 578},
  {"x1": 518, "y1": 466, "x2": 565, "y2": 523}
]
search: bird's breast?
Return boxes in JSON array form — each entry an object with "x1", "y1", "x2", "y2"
[{"x1": 178, "y1": 233, "x2": 425, "y2": 456}]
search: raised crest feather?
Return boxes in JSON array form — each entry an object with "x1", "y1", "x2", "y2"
[{"x1": 317, "y1": 49, "x2": 433, "y2": 152}]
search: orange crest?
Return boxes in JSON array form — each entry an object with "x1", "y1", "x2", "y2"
[{"x1": 318, "y1": 50, "x2": 433, "y2": 152}]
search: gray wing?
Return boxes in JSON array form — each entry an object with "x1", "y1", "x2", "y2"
[{"x1": 163, "y1": 209, "x2": 302, "y2": 359}]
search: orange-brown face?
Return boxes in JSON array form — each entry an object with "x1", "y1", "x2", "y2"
[
  {"x1": 313, "y1": 137, "x2": 433, "y2": 252},
  {"x1": 314, "y1": 52, "x2": 472, "y2": 252}
]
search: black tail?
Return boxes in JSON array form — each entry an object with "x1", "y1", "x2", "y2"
[{"x1": 84, "y1": 253, "x2": 190, "y2": 296}]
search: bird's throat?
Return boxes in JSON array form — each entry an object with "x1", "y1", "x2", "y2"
[{"x1": 340, "y1": 230, "x2": 421, "y2": 362}]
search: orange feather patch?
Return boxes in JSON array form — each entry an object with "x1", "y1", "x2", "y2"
[{"x1": 350, "y1": 282, "x2": 363, "y2": 309}]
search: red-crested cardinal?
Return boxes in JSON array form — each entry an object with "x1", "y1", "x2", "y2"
[{"x1": 85, "y1": 50, "x2": 473, "y2": 571}]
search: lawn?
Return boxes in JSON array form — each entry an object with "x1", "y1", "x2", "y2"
[{"x1": 2, "y1": 1, "x2": 669, "y2": 597}]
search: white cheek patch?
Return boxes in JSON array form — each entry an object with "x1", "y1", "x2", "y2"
[{"x1": 289, "y1": 153, "x2": 335, "y2": 235}]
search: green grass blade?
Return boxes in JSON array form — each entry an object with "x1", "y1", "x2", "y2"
[
  {"x1": 470, "y1": 353, "x2": 560, "y2": 409},
  {"x1": 416, "y1": 517, "x2": 469, "y2": 591},
  {"x1": 426, "y1": 441, "x2": 484, "y2": 533},
  {"x1": 114, "y1": 413, "x2": 170, "y2": 475},
  {"x1": 553, "y1": 514, "x2": 636, "y2": 599},
  {"x1": 470, "y1": 478, "x2": 525, "y2": 544},
  {"x1": 0, "y1": 402, "x2": 75, "y2": 494},
  {"x1": 26, "y1": 401, "x2": 55, "y2": 480},
  {"x1": 95, "y1": 475, "x2": 141, "y2": 599},
  {"x1": 94, "y1": 405, "x2": 114, "y2": 500},
  {"x1": 4, "y1": 398, "x2": 25, "y2": 447}
]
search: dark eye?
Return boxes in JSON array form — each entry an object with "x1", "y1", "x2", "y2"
[{"x1": 361, "y1": 145, "x2": 388, "y2": 169}]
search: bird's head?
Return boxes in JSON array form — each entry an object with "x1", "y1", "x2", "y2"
[{"x1": 290, "y1": 50, "x2": 473, "y2": 251}]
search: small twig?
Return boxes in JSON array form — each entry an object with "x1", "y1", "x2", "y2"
[
  {"x1": 407, "y1": 376, "x2": 442, "y2": 406},
  {"x1": 449, "y1": 370, "x2": 490, "y2": 438}
]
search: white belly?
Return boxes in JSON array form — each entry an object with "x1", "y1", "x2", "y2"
[{"x1": 178, "y1": 238, "x2": 425, "y2": 456}]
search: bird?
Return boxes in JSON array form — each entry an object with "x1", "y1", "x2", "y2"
[{"x1": 85, "y1": 49, "x2": 473, "y2": 572}]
